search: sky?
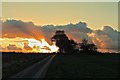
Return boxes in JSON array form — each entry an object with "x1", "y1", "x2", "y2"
[{"x1": 2, "y1": 2, "x2": 118, "y2": 30}]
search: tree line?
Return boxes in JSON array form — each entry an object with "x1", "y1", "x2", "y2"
[{"x1": 51, "y1": 30, "x2": 97, "y2": 53}]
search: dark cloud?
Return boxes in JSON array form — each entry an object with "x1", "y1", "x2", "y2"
[
  {"x1": 7, "y1": 44, "x2": 22, "y2": 51},
  {"x1": 40, "y1": 22, "x2": 92, "y2": 43},
  {"x1": 2, "y1": 19, "x2": 44, "y2": 40},
  {"x1": 23, "y1": 40, "x2": 32, "y2": 50},
  {"x1": 88, "y1": 26, "x2": 120, "y2": 51},
  {"x1": 2, "y1": 19, "x2": 120, "y2": 51}
]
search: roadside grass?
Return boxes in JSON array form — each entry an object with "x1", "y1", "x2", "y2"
[{"x1": 2, "y1": 52, "x2": 50, "y2": 78}]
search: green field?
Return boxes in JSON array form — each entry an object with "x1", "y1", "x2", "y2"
[{"x1": 46, "y1": 54, "x2": 120, "y2": 78}]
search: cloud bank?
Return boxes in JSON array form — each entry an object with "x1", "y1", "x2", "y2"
[
  {"x1": 2, "y1": 19, "x2": 44, "y2": 40},
  {"x1": 1, "y1": 19, "x2": 120, "y2": 52}
]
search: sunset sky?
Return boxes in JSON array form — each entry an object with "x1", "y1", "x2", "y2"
[
  {"x1": 2, "y1": 2, "x2": 118, "y2": 30},
  {"x1": 1, "y1": 2, "x2": 120, "y2": 53}
]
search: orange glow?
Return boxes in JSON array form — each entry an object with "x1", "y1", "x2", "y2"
[
  {"x1": 87, "y1": 33, "x2": 107, "y2": 49},
  {"x1": 98, "y1": 49, "x2": 119, "y2": 53},
  {"x1": 0, "y1": 37, "x2": 59, "y2": 53}
]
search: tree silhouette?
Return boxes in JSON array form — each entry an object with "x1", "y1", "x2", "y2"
[
  {"x1": 51, "y1": 30, "x2": 78, "y2": 53},
  {"x1": 80, "y1": 39, "x2": 97, "y2": 51}
]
